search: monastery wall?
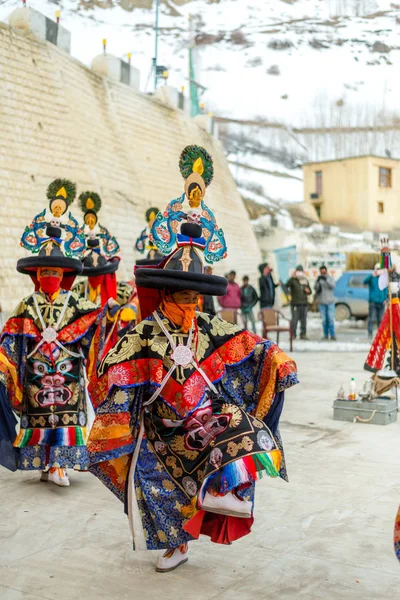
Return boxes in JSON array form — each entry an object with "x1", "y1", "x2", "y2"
[{"x1": 0, "y1": 22, "x2": 261, "y2": 315}]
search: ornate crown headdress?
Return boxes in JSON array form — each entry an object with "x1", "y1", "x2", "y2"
[
  {"x1": 47, "y1": 179, "x2": 77, "y2": 208},
  {"x1": 79, "y1": 191, "x2": 102, "y2": 215}
]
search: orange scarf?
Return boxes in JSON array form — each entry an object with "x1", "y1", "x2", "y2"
[{"x1": 160, "y1": 297, "x2": 197, "y2": 333}]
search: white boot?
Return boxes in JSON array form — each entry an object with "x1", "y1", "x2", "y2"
[
  {"x1": 47, "y1": 468, "x2": 70, "y2": 487},
  {"x1": 201, "y1": 491, "x2": 252, "y2": 518},
  {"x1": 155, "y1": 545, "x2": 188, "y2": 573}
]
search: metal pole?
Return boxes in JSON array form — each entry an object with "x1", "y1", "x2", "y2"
[
  {"x1": 188, "y1": 14, "x2": 192, "y2": 117},
  {"x1": 154, "y1": 0, "x2": 159, "y2": 91}
]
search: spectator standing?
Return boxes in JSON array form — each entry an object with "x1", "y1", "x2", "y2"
[
  {"x1": 218, "y1": 270, "x2": 241, "y2": 311},
  {"x1": 258, "y1": 263, "x2": 279, "y2": 308},
  {"x1": 364, "y1": 263, "x2": 388, "y2": 339},
  {"x1": 390, "y1": 264, "x2": 400, "y2": 283},
  {"x1": 286, "y1": 265, "x2": 312, "y2": 340},
  {"x1": 241, "y1": 276, "x2": 259, "y2": 332},
  {"x1": 202, "y1": 266, "x2": 216, "y2": 316},
  {"x1": 315, "y1": 265, "x2": 336, "y2": 341}
]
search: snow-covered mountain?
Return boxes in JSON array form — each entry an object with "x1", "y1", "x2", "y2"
[{"x1": 1, "y1": 0, "x2": 399, "y2": 210}]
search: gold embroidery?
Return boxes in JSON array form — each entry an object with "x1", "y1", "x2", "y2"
[
  {"x1": 114, "y1": 390, "x2": 128, "y2": 405},
  {"x1": 162, "y1": 479, "x2": 175, "y2": 491},
  {"x1": 157, "y1": 530, "x2": 168, "y2": 543},
  {"x1": 209, "y1": 316, "x2": 241, "y2": 337},
  {"x1": 102, "y1": 334, "x2": 147, "y2": 371},
  {"x1": 30, "y1": 416, "x2": 46, "y2": 427},
  {"x1": 245, "y1": 382, "x2": 254, "y2": 395},
  {"x1": 147, "y1": 335, "x2": 168, "y2": 357},
  {"x1": 156, "y1": 403, "x2": 177, "y2": 420},
  {"x1": 199, "y1": 312, "x2": 211, "y2": 324},
  {"x1": 226, "y1": 436, "x2": 254, "y2": 457},
  {"x1": 220, "y1": 404, "x2": 242, "y2": 427},
  {"x1": 196, "y1": 330, "x2": 210, "y2": 361},
  {"x1": 173, "y1": 467, "x2": 183, "y2": 478},
  {"x1": 170, "y1": 435, "x2": 199, "y2": 461},
  {"x1": 196, "y1": 464, "x2": 207, "y2": 482}
]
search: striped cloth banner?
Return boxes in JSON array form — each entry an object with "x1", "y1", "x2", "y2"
[{"x1": 13, "y1": 426, "x2": 87, "y2": 448}]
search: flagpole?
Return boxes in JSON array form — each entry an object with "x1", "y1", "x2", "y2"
[
  {"x1": 381, "y1": 237, "x2": 394, "y2": 371},
  {"x1": 154, "y1": 0, "x2": 159, "y2": 91}
]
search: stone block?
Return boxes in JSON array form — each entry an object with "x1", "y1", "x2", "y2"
[
  {"x1": 8, "y1": 7, "x2": 71, "y2": 54},
  {"x1": 91, "y1": 54, "x2": 140, "y2": 90},
  {"x1": 154, "y1": 85, "x2": 187, "y2": 112},
  {"x1": 193, "y1": 114, "x2": 218, "y2": 138}
]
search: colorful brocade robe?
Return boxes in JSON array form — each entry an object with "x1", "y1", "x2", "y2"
[
  {"x1": 0, "y1": 291, "x2": 104, "y2": 471},
  {"x1": 87, "y1": 311, "x2": 298, "y2": 550}
]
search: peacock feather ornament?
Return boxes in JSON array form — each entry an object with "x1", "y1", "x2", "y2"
[
  {"x1": 21, "y1": 179, "x2": 85, "y2": 257},
  {"x1": 150, "y1": 145, "x2": 227, "y2": 264},
  {"x1": 135, "y1": 207, "x2": 161, "y2": 255},
  {"x1": 79, "y1": 191, "x2": 120, "y2": 258}
]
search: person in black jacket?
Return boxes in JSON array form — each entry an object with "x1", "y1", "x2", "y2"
[
  {"x1": 241, "y1": 276, "x2": 259, "y2": 332},
  {"x1": 286, "y1": 265, "x2": 312, "y2": 340},
  {"x1": 258, "y1": 263, "x2": 279, "y2": 309}
]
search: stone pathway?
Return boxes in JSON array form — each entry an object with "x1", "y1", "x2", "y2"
[{"x1": 0, "y1": 352, "x2": 399, "y2": 599}]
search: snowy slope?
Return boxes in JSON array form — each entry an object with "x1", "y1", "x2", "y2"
[{"x1": 1, "y1": 0, "x2": 399, "y2": 205}]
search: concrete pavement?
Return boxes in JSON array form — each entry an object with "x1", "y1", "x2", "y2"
[{"x1": 0, "y1": 351, "x2": 399, "y2": 600}]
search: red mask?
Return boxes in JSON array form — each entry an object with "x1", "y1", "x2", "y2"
[{"x1": 40, "y1": 276, "x2": 61, "y2": 296}]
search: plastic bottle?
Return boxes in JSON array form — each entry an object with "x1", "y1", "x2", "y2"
[
  {"x1": 337, "y1": 385, "x2": 345, "y2": 400},
  {"x1": 348, "y1": 378, "x2": 357, "y2": 401}
]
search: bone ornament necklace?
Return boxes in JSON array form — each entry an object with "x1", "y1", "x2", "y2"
[
  {"x1": 170, "y1": 342, "x2": 193, "y2": 367},
  {"x1": 27, "y1": 291, "x2": 82, "y2": 359},
  {"x1": 154, "y1": 311, "x2": 194, "y2": 367},
  {"x1": 152, "y1": 311, "x2": 218, "y2": 393}
]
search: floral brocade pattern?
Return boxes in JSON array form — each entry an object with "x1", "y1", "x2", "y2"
[
  {"x1": 395, "y1": 505, "x2": 400, "y2": 562},
  {"x1": 92, "y1": 312, "x2": 297, "y2": 419},
  {"x1": 17, "y1": 444, "x2": 89, "y2": 470},
  {"x1": 0, "y1": 291, "x2": 105, "y2": 472},
  {"x1": 134, "y1": 439, "x2": 195, "y2": 550},
  {"x1": 88, "y1": 312, "x2": 298, "y2": 505}
]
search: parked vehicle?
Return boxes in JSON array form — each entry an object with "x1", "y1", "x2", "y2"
[{"x1": 334, "y1": 270, "x2": 372, "y2": 321}]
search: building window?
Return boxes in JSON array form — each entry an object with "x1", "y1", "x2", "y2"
[
  {"x1": 315, "y1": 171, "x2": 323, "y2": 196},
  {"x1": 378, "y1": 201, "x2": 384, "y2": 214},
  {"x1": 379, "y1": 167, "x2": 391, "y2": 188}
]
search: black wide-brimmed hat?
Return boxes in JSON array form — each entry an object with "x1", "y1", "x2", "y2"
[
  {"x1": 17, "y1": 226, "x2": 83, "y2": 276},
  {"x1": 135, "y1": 223, "x2": 227, "y2": 296},
  {"x1": 136, "y1": 258, "x2": 162, "y2": 267},
  {"x1": 81, "y1": 239, "x2": 119, "y2": 276},
  {"x1": 136, "y1": 247, "x2": 165, "y2": 268}
]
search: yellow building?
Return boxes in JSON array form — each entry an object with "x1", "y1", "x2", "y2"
[{"x1": 303, "y1": 156, "x2": 400, "y2": 231}]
